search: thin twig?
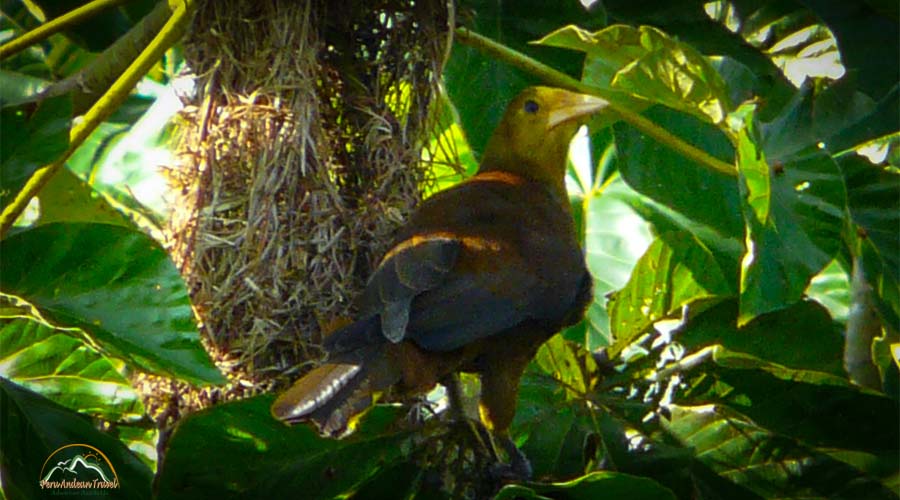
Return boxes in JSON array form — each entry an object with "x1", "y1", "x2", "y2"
[
  {"x1": 0, "y1": 1, "x2": 194, "y2": 238},
  {"x1": 0, "y1": 0, "x2": 129, "y2": 60}
]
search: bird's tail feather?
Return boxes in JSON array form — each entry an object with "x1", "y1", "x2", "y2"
[{"x1": 271, "y1": 339, "x2": 400, "y2": 436}]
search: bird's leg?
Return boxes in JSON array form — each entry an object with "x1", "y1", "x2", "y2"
[
  {"x1": 494, "y1": 430, "x2": 533, "y2": 480},
  {"x1": 477, "y1": 344, "x2": 539, "y2": 481},
  {"x1": 442, "y1": 375, "x2": 499, "y2": 462}
]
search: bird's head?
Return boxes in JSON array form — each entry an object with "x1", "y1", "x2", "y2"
[{"x1": 479, "y1": 86, "x2": 609, "y2": 193}]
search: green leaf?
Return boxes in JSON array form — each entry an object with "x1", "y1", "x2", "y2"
[
  {"x1": 0, "y1": 318, "x2": 143, "y2": 421},
  {"x1": 679, "y1": 300, "x2": 844, "y2": 375},
  {"x1": 539, "y1": 24, "x2": 731, "y2": 124},
  {"x1": 612, "y1": 27, "x2": 732, "y2": 125},
  {"x1": 156, "y1": 395, "x2": 412, "y2": 499},
  {"x1": 806, "y1": 259, "x2": 851, "y2": 323},
  {"x1": 114, "y1": 424, "x2": 158, "y2": 473},
  {"x1": 423, "y1": 93, "x2": 478, "y2": 198},
  {"x1": 602, "y1": 0, "x2": 795, "y2": 115},
  {"x1": 0, "y1": 222, "x2": 224, "y2": 385},
  {"x1": 514, "y1": 335, "x2": 600, "y2": 479},
  {"x1": 732, "y1": 104, "x2": 846, "y2": 324},
  {"x1": 613, "y1": 106, "x2": 743, "y2": 240},
  {"x1": 0, "y1": 377, "x2": 152, "y2": 500},
  {"x1": 579, "y1": 176, "x2": 654, "y2": 348},
  {"x1": 609, "y1": 232, "x2": 733, "y2": 358},
  {"x1": 676, "y1": 346, "x2": 898, "y2": 460},
  {"x1": 534, "y1": 335, "x2": 598, "y2": 397},
  {"x1": 844, "y1": 153, "x2": 900, "y2": 327},
  {"x1": 514, "y1": 374, "x2": 592, "y2": 480},
  {"x1": 662, "y1": 403, "x2": 897, "y2": 499},
  {"x1": 495, "y1": 471, "x2": 676, "y2": 500},
  {"x1": 0, "y1": 69, "x2": 49, "y2": 106},
  {"x1": 842, "y1": 155, "x2": 900, "y2": 286},
  {"x1": 829, "y1": 87, "x2": 899, "y2": 157},
  {"x1": 36, "y1": 167, "x2": 132, "y2": 227},
  {"x1": 0, "y1": 95, "x2": 71, "y2": 212},
  {"x1": 760, "y1": 77, "x2": 879, "y2": 161}
]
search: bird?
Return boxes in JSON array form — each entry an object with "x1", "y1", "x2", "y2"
[{"x1": 271, "y1": 86, "x2": 606, "y2": 477}]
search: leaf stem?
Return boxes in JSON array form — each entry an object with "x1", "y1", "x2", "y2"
[
  {"x1": 0, "y1": 0, "x2": 129, "y2": 60},
  {"x1": 0, "y1": 1, "x2": 193, "y2": 238},
  {"x1": 454, "y1": 27, "x2": 736, "y2": 177}
]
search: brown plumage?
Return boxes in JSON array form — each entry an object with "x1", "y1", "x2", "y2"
[{"x1": 272, "y1": 86, "x2": 605, "y2": 473}]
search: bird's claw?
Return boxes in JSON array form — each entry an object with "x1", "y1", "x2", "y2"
[
  {"x1": 490, "y1": 435, "x2": 532, "y2": 482},
  {"x1": 488, "y1": 456, "x2": 532, "y2": 483}
]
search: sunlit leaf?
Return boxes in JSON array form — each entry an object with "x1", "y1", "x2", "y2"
[
  {"x1": 802, "y1": 1, "x2": 899, "y2": 100},
  {"x1": 0, "y1": 223, "x2": 224, "y2": 385},
  {"x1": 609, "y1": 232, "x2": 732, "y2": 358},
  {"x1": 806, "y1": 259, "x2": 851, "y2": 323},
  {"x1": 663, "y1": 403, "x2": 896, "y2": 499},
  {"x1": 36, "y1": 167, "x2": 131, "y2": 227},
  {"x1": 732, "y1": 103, "x2": 845, "y2": 324},
  {"x1": 539, "y1": 24, "x2": 732, "y2": 124},
  {"x1": 0, "y1": 318, "x2": 143, "y2": 422},
  {"x1": 676, "y1": 346, "x2": 898, "y2": 457}
]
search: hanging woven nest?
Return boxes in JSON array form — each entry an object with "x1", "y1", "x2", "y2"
[{"x1": 139, "y1": 0, "x2": 452, "y2": 431}]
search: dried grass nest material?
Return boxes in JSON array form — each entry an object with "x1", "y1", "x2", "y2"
[{"x1": 144, "y1": 0, "x2": 453, "y2": 429}]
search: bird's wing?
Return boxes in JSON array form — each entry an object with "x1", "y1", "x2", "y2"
[{"x1": 360, "y1": 233, "x2": 539, "y2": 352}]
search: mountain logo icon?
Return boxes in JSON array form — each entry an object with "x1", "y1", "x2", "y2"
[{"x1": 39, "y1": 443, "x2": 119, "y2": 492}]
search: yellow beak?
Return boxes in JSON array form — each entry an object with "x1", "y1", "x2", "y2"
[{"x1": 547, "y1": 90, "x2": 609, "y2": 129}]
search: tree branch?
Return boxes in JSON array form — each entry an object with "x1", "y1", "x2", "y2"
[
  {"x1": 0, "y1": 0, "x2": 194, "y2": 237},
  {"x1": 0, "y1": 0, "x2": 129, "y2": 60},
  {"x1": 454, "y1": 27, "x2": 737, "y2": 177}
]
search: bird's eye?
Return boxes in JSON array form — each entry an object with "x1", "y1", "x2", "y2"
[{"x1": 523, "y1": 100, "x2": 539, "y2": 114}]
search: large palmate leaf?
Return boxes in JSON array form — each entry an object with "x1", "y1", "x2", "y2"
[
  {"x1": 0, "y1": 222, "x2": 224, "y2": 385},
  {"x1": 538, "y1": 24, "x2": 732, "y2": 125},
  {"x1": 760, "y1": 77, "x2": 883, "y2": 161},
  {"x1": 801, "y1": 1, "x2": 899, "y2": 101},
  {"x1": 603, "y1": 0, "x2": 798, "y2": 117},
  {"x1": 35, "y1": 167, "x2": 133, "y2": 227},
  {"x1": 513, "y1": 335, "x2": 601, "y2": 479},
  {"x1": 842, "y1": 154, "x2": 900, "y2": 271},
  {"x1": 679, "y1": 300, "x2": 844, "y2": 376},
  {"x1": 613, "y1": 106, "x2": 743, "y2": 269},
  {"x1": 732, "y1": 104, "x2": 846, "y2": 324}
]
